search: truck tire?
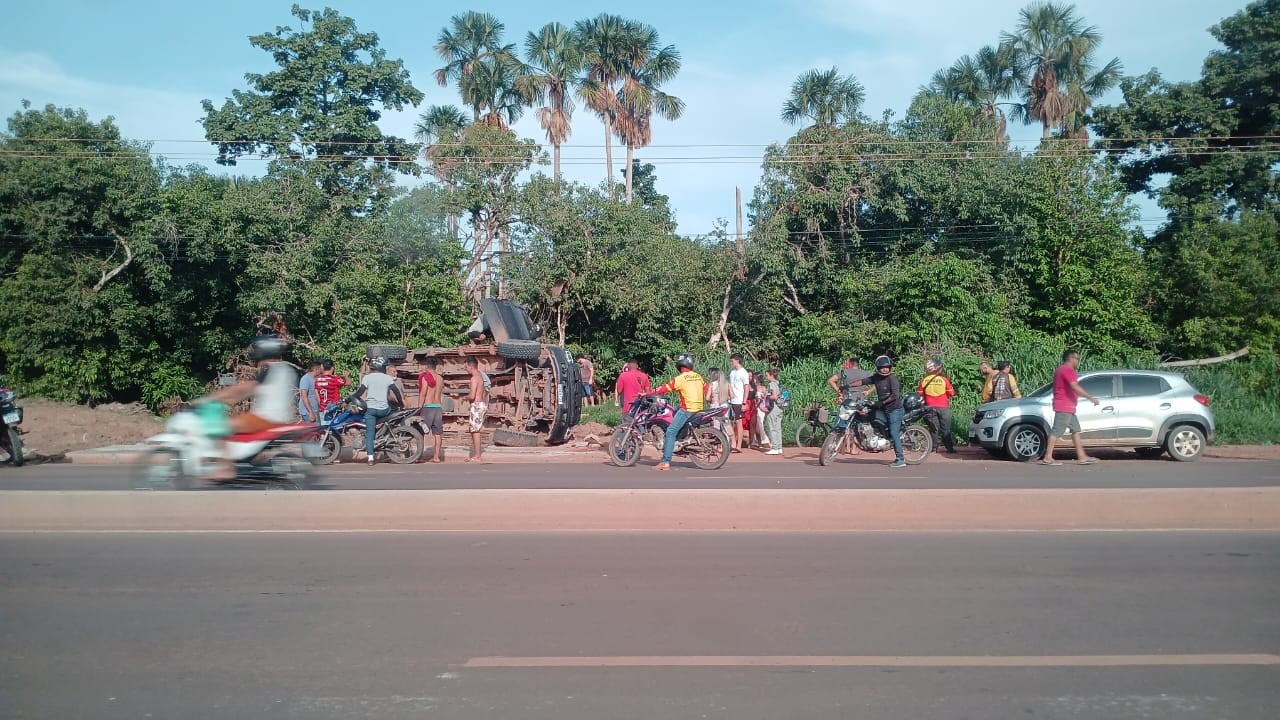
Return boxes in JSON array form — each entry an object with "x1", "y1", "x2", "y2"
[
  {"x1": 493, "y1": 428, "x2": 543, "y2": 448},
  {"x1": 366, "y1": 344, "x2": 408, "y2": 361},
  {"x1": 496, "y1": 340, "x2": 543, "y2": 361}
]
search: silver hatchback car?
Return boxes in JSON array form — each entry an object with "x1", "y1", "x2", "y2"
[{"x1": 969, "y1": 370, "x2": 1215, "y2": 462}]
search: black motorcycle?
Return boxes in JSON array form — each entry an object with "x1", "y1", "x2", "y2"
[
  {"x1": 818, "y1": 392, "x2": 934, "y2": 466},
  {"x1": 316, "y1": 397, "x2": 424, "y2": 465},
  {"x1": 0, "y1": 386, "x2": 24, "y2": 466}
]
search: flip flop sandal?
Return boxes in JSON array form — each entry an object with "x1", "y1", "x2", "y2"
[{"x1": 1038, "y1": 460, "x2": 1063, "y2": 466}]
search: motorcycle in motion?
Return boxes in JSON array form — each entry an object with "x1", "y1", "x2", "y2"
[
  {"x1": 608, "y1": 395, "x2": 731, "y2": 470},
  {"x1": 818, "y1": 392, "x2": 935, "y2": 466},
  {"x1": 314, "y1": 398, "x2": 424, "y2": 465},
  {"x1": 0, "y1": 386, "x2": 24, "y2": 466},
  {"x1": 134, "y1": 406, "x2": 323, "y2": 489}
]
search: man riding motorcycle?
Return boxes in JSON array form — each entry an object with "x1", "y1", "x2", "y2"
[
  {"x1": 651, "y1": 353, "x2": 705, "y2": 472},
  {"x1": 845, "y1": 355, "x2": 907, "y2": 468}
]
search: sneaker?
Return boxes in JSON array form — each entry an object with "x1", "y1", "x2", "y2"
[
  {"x1": 367, "y1": 456, "x2": 376, "y2": 466},
  {"x1": 889, "y1": 459, "x2": 907, "y2": 468},
  {"x1": 766, "y1": 449, "x2": 784, "y2": 456}
]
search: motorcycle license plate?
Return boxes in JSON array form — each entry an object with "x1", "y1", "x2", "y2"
[{"x1": 2, "y1": 411, "x2": 19, "y2": 425}]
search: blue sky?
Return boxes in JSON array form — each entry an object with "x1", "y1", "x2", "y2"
[{"x1": 1, "y1": 0, "x2": 1243, "y2": 234}]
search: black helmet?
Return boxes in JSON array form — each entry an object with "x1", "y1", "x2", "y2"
[
  {"x1": 369, "y1": 356, "x2": 388, "y2": 372},
  {"x1": 249, "y1": 334, "x2": 288, "y2": 361},
  {"x1": 675, "y1": 353, "x2": 695, "y2": 371},
  {"x1": 874, "y1": 355, "x2": 893, "y2": 370}
]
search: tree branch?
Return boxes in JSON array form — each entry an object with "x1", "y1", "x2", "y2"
[{"x1": 91, "y1": 231, "x2": 134, "y2": 292}]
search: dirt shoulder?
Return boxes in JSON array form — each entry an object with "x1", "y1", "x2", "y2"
[{"x1": 16, "y1": 398, "x2": 164, "y2": 459}]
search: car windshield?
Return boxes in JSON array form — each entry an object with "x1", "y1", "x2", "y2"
[{"x1": 1028, "y1": 383, "x2": 1052, "y2": 398}]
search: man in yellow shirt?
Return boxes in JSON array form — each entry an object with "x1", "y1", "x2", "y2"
[{"x1": 652, "y1": 353, "x2": 705, "y2": 472}]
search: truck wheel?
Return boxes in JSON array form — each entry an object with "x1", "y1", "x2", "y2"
[
  {"x1": 493, "y1": 428, "x2": 542, "y2": 448},
  {"x1": 496, "y1": 340, "x2": 543, "y2": 361},
  {"x1": 366, "y1": 344, "x2": 408, "y2": 361}
]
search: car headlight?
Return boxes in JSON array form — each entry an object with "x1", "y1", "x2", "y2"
[{"x1": 982, "y1": 408, "x2": 1006, "y2": 419}]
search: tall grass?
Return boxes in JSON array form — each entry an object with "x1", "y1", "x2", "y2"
[{"x1": 593, "y1": 347, "x2": 1279, "y2": 446}]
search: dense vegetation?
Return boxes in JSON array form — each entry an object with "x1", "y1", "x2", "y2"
[{"x1": 0, "y1": 2, "x2": 1276, "y2": 441}]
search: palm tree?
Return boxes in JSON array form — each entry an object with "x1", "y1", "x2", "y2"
[
  {"x1": 575, "y1": 14, "x2": 646, "y2": 196},
  {"x1": 1002, "y1": 1, "x2": 1122, "y2": 139},
  {"x1": 926, "y1": 44, "x2": 1027, "y2": 142},
  {"x1": 434, "y1": 11, "x2": 520, "y2": 121},
  {"x1": 615, "y1": 34, "x2": 683, "y2": 203},
  {"x1": 465, "y1": 58, "x2": 527, "y2": 129},
  {"x1": 414, "y1": 104, "x2": 470, "y2": 239},
  {"x1": 520, "y1": 22, "x2": 584, "y2": 182},
  {"x1": 780, "y1": 67, "x2": 865, "y2": 127}
]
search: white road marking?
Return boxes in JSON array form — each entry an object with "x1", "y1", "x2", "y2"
[{"x1": 463, "y1": 654, "x2": 1280, "y2": 668}]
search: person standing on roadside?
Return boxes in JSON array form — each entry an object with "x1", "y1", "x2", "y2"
[
  {"x1": 918, "y1": 358, "x2": 957, "y2": 454},
  {"x1": 614, "y1": 359, "x2": 651, "y2": 413},
  {"x1": 417, "y1": 357, "x2": 445, "y2": 463},
  {"x1": 763, "y1": 368, "x2": 784, "y2": 455},
  {"x1": 651, "y1": 353, "x2": 705, "y2": 472},
  {"x1": 992, "y1": 360, "x2": 1022, "y2": 401},
  {"x1": 349, "y1": 357, "x2": 404, "y2": 466},
  {"x1": 1040, "y1": 350, "x2": 1099, "y2": 466},
  {"x1": 464, "y1": 357, "x2": 490, "y2": 463},
  {"x1": 298, "y1": 360, "x2": 322, "y2": 423},
  {"x1": 847, "y1": 355, "x2": 907, "y2": 468},
  {"x1": 577, "y1": 354, "x2": 595, "y2": 407},
  {"x1": 828, "y1": 358, "x2": 871, "y2": 455},
  {"x1": 979, "y1": 361, "x2": 997, "y2": 403},
  {"x1": 727, "y1": 354, "x2": 749, "y2": 453},
  {"x1": 314, "y1": 360, "x2": 350, "y2": 412}
]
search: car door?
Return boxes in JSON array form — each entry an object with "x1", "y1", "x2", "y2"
[
  {"x1": 1110, "y1": 374, "x2": 1170, "y2": 443},
  {"x1": 1074, "y1": 374, "x2": 1118, "y2": 443}
]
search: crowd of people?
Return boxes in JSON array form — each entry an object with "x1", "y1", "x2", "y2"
[{"x1": 592, "y1": 351, "x2": 1032, "y2": 468}]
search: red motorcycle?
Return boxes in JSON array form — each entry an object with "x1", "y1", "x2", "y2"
[{"x1": 607, "y1": 395, "x2": 731, "y2": 470}]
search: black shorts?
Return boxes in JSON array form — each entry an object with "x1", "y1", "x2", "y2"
[{"x1": 728, "y1": 403, "x2": 744, "y2": 420}]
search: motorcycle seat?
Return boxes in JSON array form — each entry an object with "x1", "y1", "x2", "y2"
[{"x1": 227, "y1": 423, "x2": 316, "y2": 443}]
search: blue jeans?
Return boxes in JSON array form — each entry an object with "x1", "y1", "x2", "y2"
[
  {"x1": 887, "y1": 407, "x2": 905, "y2": 462},
  {"x1": 364, "y1": 406, "x2": 391, "y2": 457},
  {"x1": 661, "y1": 409, "x2": 692, "y2": 464}
]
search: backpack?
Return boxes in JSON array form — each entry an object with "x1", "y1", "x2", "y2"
[{"x1": 776, "y1": 388, "x2": 791, "y2": 409}]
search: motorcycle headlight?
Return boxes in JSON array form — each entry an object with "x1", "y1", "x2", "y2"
[
  {"x1": 0, "y1": 389, "x2": 12, "y2": 403},
  {"x1": 982, "y1": 408, "x2": 1006, "y2": 419},
  {"x1": 837, "y1": 405, "x2": 857, "y2": 421}
]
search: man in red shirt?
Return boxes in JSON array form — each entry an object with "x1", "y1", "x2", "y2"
[
  {"x1": 314, "y1": 359, "x2": 350, "y2": 413},
  {"x1": 614, "y1": 358, "x2": 651, "y2": 413},
  {"x1": 1041, "y1": 350, "x2": 1100, "y2": 466},
  {"x1": 917, "y1": 358, "x2": 957, "y2": 454}
]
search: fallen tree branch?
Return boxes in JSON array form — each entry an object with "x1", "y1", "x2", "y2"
[
  {"x1": 91, "y1": 231, "x2": 134, "y2": 292},
  {"x1": 1160, "y1": 347, "x2": 1249, "y2": 368}
]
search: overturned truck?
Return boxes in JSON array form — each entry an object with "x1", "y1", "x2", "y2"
[{"x1": 377, "y1": 300, "x2": 583, "y2": 447}]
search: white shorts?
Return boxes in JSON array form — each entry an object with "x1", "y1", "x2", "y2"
[{"x1": 469, "y1": 402, "x2": 488, "y2": 433}]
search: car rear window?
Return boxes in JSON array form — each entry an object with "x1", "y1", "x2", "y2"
[{"x1": 1119, "y1": 375, "x2": 1170, "y2": 397}]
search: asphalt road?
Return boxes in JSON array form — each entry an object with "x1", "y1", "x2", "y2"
[
  {"x1": 2, "y1": 454, "x2": 1279, "y2": 490},
  {"x1": 2, "y1": 531, "x2": 1277, "y2": 719}
]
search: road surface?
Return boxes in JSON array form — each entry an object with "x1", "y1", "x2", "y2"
[
  {"x1": 2, "y1": 455, "x2": 1279, "y2": 491},
  {"x1": 2, "y1": 530, "x2": 1277, "y2": 719}
]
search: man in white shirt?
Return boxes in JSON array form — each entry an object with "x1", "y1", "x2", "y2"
[
  {"x1": 350, "y1": 357, "x2": 404, "y2": 466},
  {"x1": 728, "y1": 353, "x2": 749, "y2": 453}
]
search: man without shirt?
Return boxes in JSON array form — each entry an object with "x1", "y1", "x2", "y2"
[
  {"x1": 417, "y1": 356, "x2": 445, "y2": 463},
  {"x1": 465, "y1": 357, "x2": 490, "y2": 463}
]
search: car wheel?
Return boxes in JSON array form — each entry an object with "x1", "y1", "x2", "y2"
[
  {"x1": 1004, "y1": 424, "x2": 1046, "y2": 462},
  {"x1": 1166, "y1": 425, "x2": 1205, "y2": 462}
]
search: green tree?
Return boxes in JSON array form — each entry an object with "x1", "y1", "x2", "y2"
[
  {"x1": 780, "y1": 67, "x2": 865, "y2": 128},
  {"x1": 614, "y1": 25, "x2": 684, "y2": 204},
  {"x1": 520, "y1": 22, "x2": 584, "y2": 182},
  {"x1": 575, "y1": 14, "x2": 647, "y2": 195},
  {"x1": 434, "y1": 11, "x2": 522, "y2": 123},
  {"x1": 924, "y1": 44, "x2": 1027, "y2": 142},
  {"x1": 1002, "y1": 2, "x2": 1121, "y2": 139},
  {"x1": 200, "y1": 5, "x2": 422, "y2": 214}
]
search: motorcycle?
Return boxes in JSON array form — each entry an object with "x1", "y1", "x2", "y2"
[
  {"x1": 0, "y1": 387, "x2": 24, "y2": 467},
  {"x1": 818, "y1": 392, "x2": 935, "y2": 466},
  {"x1": 608, "y1": 395, "x2": 731, "y2": 470},
  {"x1": 314, "y1": 398, "x2": 424, "y2": 465},
  {"x1": 134, "y1": 407, "x2": 323, "y2": 490}
]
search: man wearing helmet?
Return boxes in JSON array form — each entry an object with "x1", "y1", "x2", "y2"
[
  {"x1": 196, "y1": 335, "x2": 299, "y2": 479},
  {"x1": 350, "y1": 356, "x2": 405, "y2": 466},
  {"x1": 918, "y1": 358, "x2": 957, "y2": 454},
  {"x1": 846, "y1": 355, "x2": 907, "y2": 468},
  {"x1": 651, "y1": 353, "x2": 705, "y2": 472}
]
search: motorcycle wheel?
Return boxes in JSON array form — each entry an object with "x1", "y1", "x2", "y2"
[
  {"x1": 268, "y1": 452, "x2": 312, "y2": 489},
  {"x1": 316, "y1": 430, "x2": 342, "y2": 465},
  {"x1": 902, "y1": 424, "x2": 934, "y2": 465},
  {"x1": 607, "y1": 428, "x2": 643, "y2": 467},
  {"x1": 383, "y1": 426, "x2": 424, "y2": 464},
  {"x1": 133, "y1": 447, "x2": 189, "y2": 490},
  {"x1": 818, "y1": 432, "x2": 843, "y2": 466},
  {"x1": 3, "y1": 426, "x2": 22, "y2": 467},
  {"x1": 687, "y1": 427, "x2": 730, "y2": 470}
]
